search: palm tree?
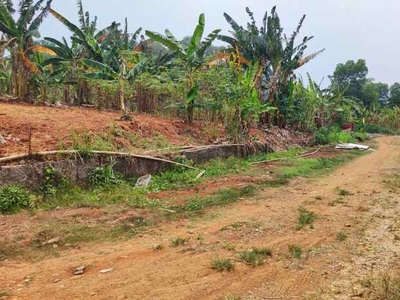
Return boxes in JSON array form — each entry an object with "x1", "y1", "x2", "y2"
[
  {"x1": 0, "y1": 0, "x2": 53, "y2": 100},
  {"x1": 146, "y1": 14, "x2": 221, "y2": 123}
]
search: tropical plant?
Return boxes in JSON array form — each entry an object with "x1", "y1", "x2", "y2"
[
  {"x1": 224, "y1": 51, "x2": 276, "y2": 142},
  {"x1": 82, "y1": 53, "x2": 147, "y2": 115},
  {"x1": 146, "y1": 14, "x2": 221, "y2": 122},
  {"x1": 218, "y1": 6, "x2": 324, "y2": 126},
  {"x1": 0, "y1": 0, "x2": 53, "y2": 100}
]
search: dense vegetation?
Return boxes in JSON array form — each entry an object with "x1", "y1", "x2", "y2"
[{"x1": 1, "y1": 0, "x2": 399, "y2": 142}]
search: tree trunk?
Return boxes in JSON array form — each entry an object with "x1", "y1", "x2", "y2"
[
  {"x1": 187, "y1": 74, "x2": 194, "y2": 123},
  {"x1": 10, "y1": 48, "x2": 29, "y2": 101},
  {"x1": 119, "y1": 78, "x2": 126, "y2": 115},
  {"x1": 63, "y1": 83, "x2": 70, "y2": 103}
]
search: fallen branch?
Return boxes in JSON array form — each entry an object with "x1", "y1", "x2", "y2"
[
  {"x1": 251, "y1": 148, "x2": 321, "y2": 166},
  {"x1": 0, "y1": 150, "x2": 199, "y2": 171}
]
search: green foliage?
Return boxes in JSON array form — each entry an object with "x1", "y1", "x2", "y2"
[
  {"x1": 239, "y1": 247, "x2": 272, "y2": 266},
  {"x1": 0, "y1": 185, "x2": 31, "y2": 214},
  {"x1": 336, "y1": 232, "x2": 348, "y2": 242},
  {"x1": 296, "y1": 207, "x2": 317, "y2": 230},
  {"x1": 39, "y1": 166, "x2": 66, "y2": 197},
  {"x1": 336, "y1": 188, "x2": 351, "y2": 196},
  {"x1": 389, "y1": 83, "x2": 400, "y2": 107},
  {"x1": 315, "y1": 127, "x2": 356, "y2": 145},
  {"x1": 211, "y1": 258, "x2": 235, "y2": 272},
  {"x1": 170, "y1": 237, "x2": 189, "y2": 247},
  {"x1": 88, "y1": 163, "x2": 122, "y2": 187},
  {"x1": 288, "y1": 244, "x2": 302, "y2": 259},
  {"x1": 331, "y1": 59, "x2": 368, "y2": 103}
]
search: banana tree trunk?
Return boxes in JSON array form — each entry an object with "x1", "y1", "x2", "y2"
[
  {"x1": 187, "y1": 74, "x2": 194, "y2": 123},
  {"x1": 10, "y1": 48, "x2": 29, "y2": 101},
  {"x1": 119, "y1": 78, "x2": 126, "y2": 115},
  {"x1": 63, "y1": 83, "x2": 70, "y2": 103}
]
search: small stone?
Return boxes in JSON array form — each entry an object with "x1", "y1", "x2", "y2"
[
  {"x1": 187, "y1": 230, "x2": 194, "y2": 234},
  {"x1": 54, "y1": 279, "x2": 61, "y2": 283},
  {"x1": 99, "y1": 269, "x2": 113, "y2": 274},
  {"x1": 73, "y1": 265, "x2": 86, "y2": 276}
]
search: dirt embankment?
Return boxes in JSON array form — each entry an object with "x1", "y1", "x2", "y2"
[
  {"x1": 0, "y1": 102, "x2": 226, "y2": 157},
  {"x1": 0, "y1": 136, "x2": 399, "y2": 299}
]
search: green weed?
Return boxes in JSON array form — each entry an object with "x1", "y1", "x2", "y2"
[
  {"x1": 211, "y1": 258, "x2": 235, "y2": 272},
  {"x1": 336, "y1": 232, "x2": 348, "y2": 242},
  {"x1": 336, "y1": 188, "x2": 352, "y2": 196},
  {"x1": 296, "y1": 207, "x2": 317, "y2": 230},
  {"x1": 239, "y1": 247, "x2": 272, "y2": 266},
  {"x1": 288, "y1": 244, "x2": 302, "y2": 259},
  {"x1": 0, "y1": 185, "x2": 31, "y2": 214},
  {"x1": 170, "y1": 237, "x2": 190, "y2": 247}
]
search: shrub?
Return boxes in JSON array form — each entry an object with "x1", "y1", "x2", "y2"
[
  {"x1": 88, "y1": 163, "x2": 122, "y2": 187},
  {"x1": 0, "y1": 185, "x2": 31, "y2": 214},
  {"x1": 39, "y1": 166, "x2": 66, "y2": 197},
  {"x1": 315, "y1": 126, "x2": 356, "y2": 145}
]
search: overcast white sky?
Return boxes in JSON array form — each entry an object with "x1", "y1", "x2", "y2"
[{"x1": 29, "y1": 0, "x2": 400, "y2": 86}]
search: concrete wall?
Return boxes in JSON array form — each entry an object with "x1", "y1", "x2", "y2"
[{"x1": 0, "y1": 143, "x2": 271, "y2": 189}]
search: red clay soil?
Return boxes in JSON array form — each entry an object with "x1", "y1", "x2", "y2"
[
  {"x1": 0, "y1": 137, "x2": 399, "y2": 299},
  {"x1": 0, "y1": 101, "x2": 226, "y2": 157}
]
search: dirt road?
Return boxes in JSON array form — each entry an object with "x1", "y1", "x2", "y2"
[{"x1": 1, "y1": 136, "x2": 400, "y2": 300}]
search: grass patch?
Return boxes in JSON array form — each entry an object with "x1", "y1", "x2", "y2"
[
  {"x1": 239, "y1": 247, "x2": 273, "y2": 266},
  {"x1": 336, "y1": 187, "x2": 352, "y2": 196},
  {"x1": 296, "y1": 207, "x2": 317, "y2": 230},
  {"x1": 177, "y1": 185, "x2": 258, "y2": 215},
  {"x1": 336, "y1": 232, "x2": 348, "y2": 242},
  {"x1": 288, "y1": 244, "x2": 303, "y2": 259},
  {"x1": 170, "y1": 237, "x2": 190, "y2": 247},
  {"x1": 211, "y1": 258, "x2": 235, "y2": 272}
]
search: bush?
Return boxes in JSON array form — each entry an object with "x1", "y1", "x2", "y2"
[
  {"x1": 315, "y1": 126, "x2": 368, "y2": 145},
  {"x1": 364, "y1": 124, "x2": 394, "y2": 135},
  {"x1": 39, "y1": 166, "x2": 66, "y2": 197},
  {"x1": 0, "y1": 185, "x2": 31, "y2": 214},
  {"x1": 88, "y1": 163, "x2": 122, "y2": 187}
]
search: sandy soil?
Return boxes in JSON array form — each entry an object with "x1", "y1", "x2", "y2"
[{"x1": 1, "y1": 136, "x2": 399, "y2": 300}]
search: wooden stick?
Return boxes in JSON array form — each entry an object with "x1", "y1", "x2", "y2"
[
  {"x1": 0, "y1": 150, "x2": 199, "y2": 171},
  {"x1": 28, "y1": 127, "x2": 32, "y2": 156}
]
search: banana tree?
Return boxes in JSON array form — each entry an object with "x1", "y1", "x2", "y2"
[
  {"x1": 0, "y1": 0, "x2": 53, "y2": 101},
  {"x1": 146, "y1": 14, "x2": 221, "y2": 123},
  {"x1": 40, "y1": 37, "x2": 80, "y2": 103},
  {"x1": 218, "y1": 6, "x2": 324, "y2": 126},
  {"x1": 82, "y1": 55, "x2": 147, "y2": 115},
  {"x1": 48, "y1": 6, "x2": 143, "y2": 105}
]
